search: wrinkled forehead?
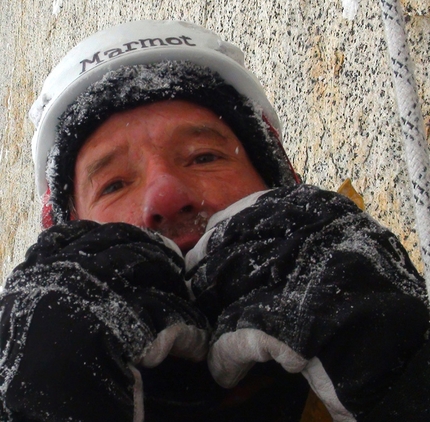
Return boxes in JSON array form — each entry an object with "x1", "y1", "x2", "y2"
[
  {"x1": 76, "y1": 99, "x2": 246, "y2": 161},
  {"x1": 77, "y1": 99, "x2": 241, "y2": 150}
]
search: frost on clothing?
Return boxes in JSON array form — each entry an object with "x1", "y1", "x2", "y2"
[
  {"x1": 0, "y1": 222, "x2": 209, "y2": 421},
  {"x1": 187, "y1": 185, "x2": 430, "y2": 420},
  {"x1": 0, "y1": 186, "x2": 429, "y2": 421}
]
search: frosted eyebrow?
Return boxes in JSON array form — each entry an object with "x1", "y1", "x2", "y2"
[{"x1": 84, "y1": 145, "x2": 128, "y2": 186}]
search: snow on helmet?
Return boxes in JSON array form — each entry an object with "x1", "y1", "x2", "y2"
[{"x1": 29, "y1": 20, "x2": 298, "y2": 226}]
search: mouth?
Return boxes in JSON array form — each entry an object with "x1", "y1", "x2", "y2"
[
  {"x1": 157, "y1": 214, "x2": 209, "y2": 254},
  {"x1": 173, "y1": 234, "x2": 203, "y2": 254}
]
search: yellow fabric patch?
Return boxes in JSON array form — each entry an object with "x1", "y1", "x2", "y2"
[{"x1": 337, "y1": 178, "x2": 365, "y2": 210}]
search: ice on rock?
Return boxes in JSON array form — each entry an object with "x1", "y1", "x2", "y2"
[
  {"x1": 342, "y1": 0, "x2": 361, "y2": 20},
  {"x1": 52, "y1": 0, "x2": 63, "y2": 16}
]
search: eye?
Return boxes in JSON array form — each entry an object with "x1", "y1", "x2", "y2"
[
  {"x1": 101, "y1": 180, "x2": 125, "y2": 196},
  {"x1": 192, "y1": 153, "x2": 220, "y2": 165}
]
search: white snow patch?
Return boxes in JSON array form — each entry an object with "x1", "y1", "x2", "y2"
[
  {"x1": 52, "y1": 0, "x2": 63, "y2": 15},
  {"x1": 342, "y1": 0, "x2": 361, "y2": 20}
]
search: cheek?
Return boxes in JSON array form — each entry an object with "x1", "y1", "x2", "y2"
[
  {"x1": 80, "y1": 200, "x2": 141, "y2": 226},
  {"x1": 199, "y1": 171, "x2": 266, "y2": 213}
]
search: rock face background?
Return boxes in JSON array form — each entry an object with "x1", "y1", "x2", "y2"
[{"x1": 0, "y1": 0, "x2": 429, "y2": 283}]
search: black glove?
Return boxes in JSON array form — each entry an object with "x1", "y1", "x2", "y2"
[
  {"x1": 0, "y1": 220, "x2": 209, "y2": 421},
  {"x1": 186, "y1": 185, "x2": 429, "y2": 421}
]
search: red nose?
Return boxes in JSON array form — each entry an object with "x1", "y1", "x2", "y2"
[{"x1": 141, "y1": 173, "x2": 198, "y2": 230}]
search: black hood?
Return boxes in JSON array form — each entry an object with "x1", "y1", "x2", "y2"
[{"x1": 47, "y1": 61, "x2": 297, "y2": 224}]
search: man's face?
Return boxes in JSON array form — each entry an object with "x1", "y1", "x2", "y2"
[{"x1": 74, "y1": 100, "x2": 267, "y2": 253}]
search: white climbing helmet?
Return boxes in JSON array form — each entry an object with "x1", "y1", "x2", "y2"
[{"x1": 29, "y1": 20, "x2": 282, "y2": 198}]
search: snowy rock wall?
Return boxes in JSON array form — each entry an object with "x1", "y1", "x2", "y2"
[{"x1": 0, "y1": 0, "x2": 429, "y2": 282}]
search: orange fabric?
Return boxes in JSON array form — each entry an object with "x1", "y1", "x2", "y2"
[
  {"x1": 300, "y1": 389, "x2": 332, "y2": 422},
  {"x1": 337, "y1": 178, "x2": 365, "y2": 210}
]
